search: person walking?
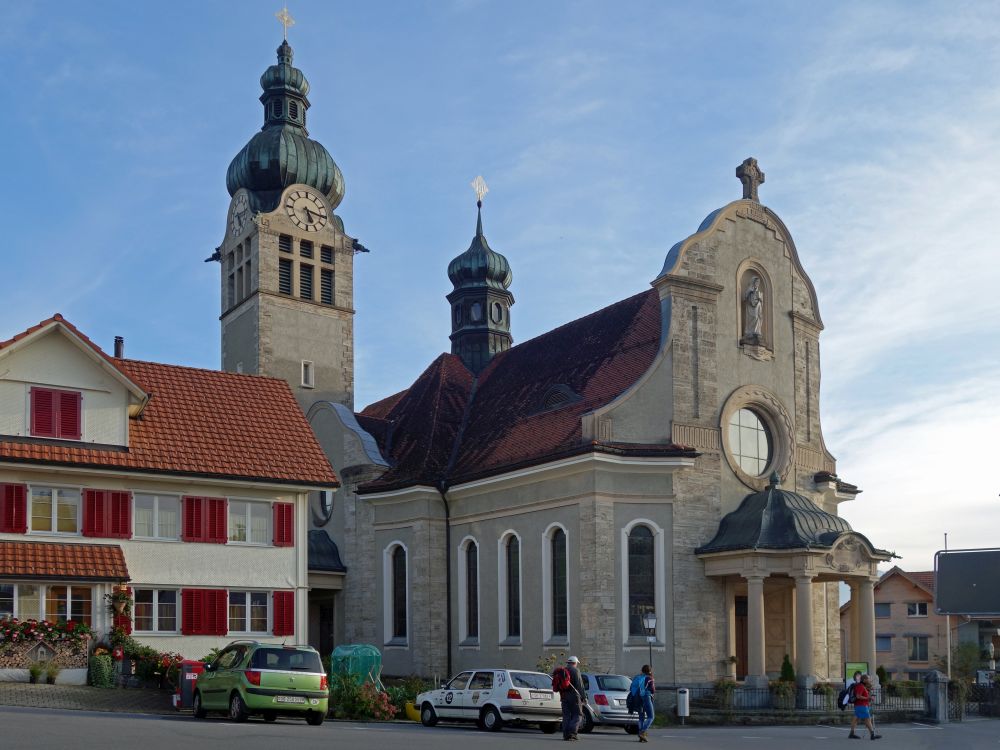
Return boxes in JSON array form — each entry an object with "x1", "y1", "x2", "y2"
[
  {"x1": 848, "y1": 673, "x2": 881, "y2": 740},
  {"x1": 845, "y1": 671, "x2": 862, "y2": 735},
  {"x1": 630, "y1": 664, "x2": 656, "y2": 743},
  {"x1": 557, "y1": 656, "x2": 587, "y2": 741}
]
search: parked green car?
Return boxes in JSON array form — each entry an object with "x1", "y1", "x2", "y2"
[{"x1": 193, "y1": 640, "x2": 329, "y2": 725}]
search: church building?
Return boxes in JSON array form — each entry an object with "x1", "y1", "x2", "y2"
[{"x1": 218, "y1": 35, "x2": 893, "y2": 688}]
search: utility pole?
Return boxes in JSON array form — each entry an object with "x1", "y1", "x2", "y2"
[{"x1": 945, "y1": 533, "x2": 952, "y2": 679}]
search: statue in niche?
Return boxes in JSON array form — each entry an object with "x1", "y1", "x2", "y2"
[{"x1": 743, "y1": 276, "x2": 764, "y2": 341}]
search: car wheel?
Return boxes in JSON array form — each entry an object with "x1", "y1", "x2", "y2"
[
  {"x1": 581, "y1": 709, "x2": 595, "y2": 734},
  {"x1": 192, "y1": 691, "x2": 206, "y2": 719},
  {"x1": 420, "y1": 703, "x2": 438, "y2": 727},
  {"x1": 625, "y1": 723, "x2": 639, "y2": 734},
  {"x1": 263, "y1": 711, "x2": 277, "y2": 722},
  {"x1": 481, "y1": 706, "x2": 504, "y2": 732},
  {"x1": 229, "y1": 692, "x2": 249, "y2": 723},
  {"x1": 306, "y1": 711, "x2": 325, "y2": 726},
  {"x1": 539, "y1": 722, "x2": 558, "y2": 734}
]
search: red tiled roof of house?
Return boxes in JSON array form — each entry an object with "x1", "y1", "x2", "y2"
[
  {"x1": 873, "y1": 566, "x2": 935, "y2": 596},
  {"x1": 358, "y1": 290, "x2": 697, "y2": 492},
  {"x1": 0, "y1": 541, "x2": 129, "y2": 581},
  {"x1": 0, "y1": 317, "x2": 339, "y2": 487}
]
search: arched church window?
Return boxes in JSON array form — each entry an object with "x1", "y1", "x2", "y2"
[
  {"x1": 550, "y1": 528, "x2": 567, "y2": 639},
  {"x1": 502, "y1": 534, "x2": 521, "y2": 639},
  {"x1": 727, "y1": 407, "x2": 772, "y2": 476},
  {"x1": 289, "y1": 100, "x2": 299, "y2": 120},
  {"x1": 453, "y1": 304, "x2": 462, "y2": 327},
  {"x1": 271, "y1": 99, "x2": 282, "y2": 118},
  {"x1": 470, "y1": 302, "x2": 483, "y2": 323},
  {"x1": 627, "y1": 525, "x2": 654, "y2": 637},
  {"x1": 464, "y1": 540, "x2": 478, "y2": 640},
  {"x1": 391, "y1": 545, "x2": 407, "y2": 639}
]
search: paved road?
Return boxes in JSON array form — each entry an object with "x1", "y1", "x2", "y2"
[{"x1": 0, "y1": 707, "x2": 997, "y2": 749}]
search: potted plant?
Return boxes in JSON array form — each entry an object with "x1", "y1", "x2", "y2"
[
  {"x1": 28, "y1": 662, "x2": 43, "y2": 684},
  {"x1": 45, "y1": 661, "x2": 60, "y2": 685},
  {"x1": 105, "y1": 586, "x2": 133, "y2": 618}
]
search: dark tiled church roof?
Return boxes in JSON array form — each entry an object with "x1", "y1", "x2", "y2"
[
  {"x1": 358, "y1": 289, "x2": 697, "y2": 493},
  {"x1": 695, "y1": 476, "x2": 887, "y2": 555},
  {"x1": 308, "y1": 530, "x2": 347, "y2": 573}
]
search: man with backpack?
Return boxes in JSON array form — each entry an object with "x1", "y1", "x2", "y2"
[
  {"x1": 848, "y1": 673, "x2": 882, "y2": 740},
  {"x1": 629, "y1": 664, "x2": 656, "y2": 742},
  {"x1": 552, "y1": 655, "x2": 587, "y2": 741}
]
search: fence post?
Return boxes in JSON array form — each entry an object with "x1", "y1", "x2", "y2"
[{"x1": 924, "y1": 670, "x2": 949, "y2": 724}]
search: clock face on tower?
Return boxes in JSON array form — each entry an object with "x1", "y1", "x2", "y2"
[
  {"x1": 284, "y1": 189, "x2": 328, "y2": 232},
  {"x1": 229, "y1": 193, "x2": 249, "y2": 237}
]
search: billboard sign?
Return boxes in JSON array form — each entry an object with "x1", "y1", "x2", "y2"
[{"x1": 935, "y1": 548, "x2": 1000, "y2": 616}]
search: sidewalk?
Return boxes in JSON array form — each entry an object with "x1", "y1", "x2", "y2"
[{"x1": 0, "y1": 683, "x2": 175, "y2": 715}]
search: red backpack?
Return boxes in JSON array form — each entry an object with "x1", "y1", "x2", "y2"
[{"x1": 552, "y1": 666, "x2": 571, "y2": 692}]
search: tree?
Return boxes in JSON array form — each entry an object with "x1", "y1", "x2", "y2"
[{"x1": 780, "y1": 654, "x2": 796, "y2": 682}]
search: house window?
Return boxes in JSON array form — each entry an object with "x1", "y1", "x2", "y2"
[
  {"x1": 321, "y1": 245, "x2": 333, "y2": 264},
  {"x1": 299, "y1": 240, "x2": 313, "y2": 259},
  {"x1": 279, "y1": 234, "x2": 292, "y2": 253},
  {"x1": 40, "y1": 585, "x2": 92, "y2": 626},
  {"x1": 907, "y1": 602, "x2": 928, "y2": 617},
  {"x1": 543, "y1": 525, "x2": 568, "y2": 642},
  {"x1": 0, "y1": 584, "x2": 11, "y2": 618},
  {"x1": 30, "y1": 486, "x2": 81, "y2": 534},
  {"x1": 229, "y1": 591, "x2": 269, "y2": 633},
  {"x1": 133, "y1": 589, "x2": 178, "y2": 633},
  {"x1": 908, "y1": 636, "x2": 929, "y2": 661},
  {"x1": 391, "y1": 545, "x2": 407, "y2": 640},
  {"x1": 459, "y1": 538, "x2": 479, "y2": 642},
  {"x1": 627, "y1": 524, "x2": 655, "y2": 637},
  {"x1": 133, "y1": 494, "x2": 180, "y2": 540},
  {"x1": 875, "y1": 603, "x2": 891, "y2": 618},
  {"x1": 500, "y1": 533, "x2": 521, "y2": 641},
  {"x1": 320, "y1": 269, "x2": 334, "y2": 305},
  {"x1": 876, "y1": 635, "x2": 892, "y2": 652},
  {"x1": 228, "y1": 500, "x2": 270, "y2": 545},
  {"x1": 300, "y1": 264, "x2": 314, "y2": 300},
  {"x1": 279, "y1": 258, "x2": 293, "y2": 295},
  {"x1": 301, "y1": 360, "x2": 314, "y2": 388},
  {"x1": 30, "y1": 387, "x2": 82, "y2": 440}
]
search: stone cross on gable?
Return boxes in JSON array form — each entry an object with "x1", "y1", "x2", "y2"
[{"x1": 736, "y1": 157, "x2": 765, "y2": 202}]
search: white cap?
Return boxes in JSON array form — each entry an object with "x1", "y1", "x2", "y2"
[{"x1": 567, "y1": 656, "x2": 579, "y2": 664}]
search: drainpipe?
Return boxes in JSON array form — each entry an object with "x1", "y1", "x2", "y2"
[{"x1": 437, "y1": 481, "x2": 453, "y2": 678}]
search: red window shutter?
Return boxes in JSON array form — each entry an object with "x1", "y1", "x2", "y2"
[
  {"x1": 110, "y1": 491, "x2": 132, "y2": 539},
  {"x1": 57, "y1": 390, "x2": 82, "y2": 440},
  {"x1": 181, "y1": 496, "x2": 202, "y2": 542},
  {"x1": 0, "y1": 484, "x2": 28, "y2": 534},
  {"x1": 181, "y1": 588, "x2": 199, "y2": 634},
  {"x1": 210, "y1": 589, "x2": 228, "y2": 636},
  {"x1": 206, "y1": 498, "x2": 227, "y2": 544},
  {"x1": 30, "y1": 388, "x2": 56, "y2": 437},
  {"x1": 273, "y1": 503, "x2": 294, "y2": 547},
  {"x1": 273, "y1": 591, "x2": 294, "y2": 636},
  {"x1": 83, "y1": 489, "x2": 107, "y2": 537}
]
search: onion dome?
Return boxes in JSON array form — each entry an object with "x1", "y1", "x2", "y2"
[
  {"x1": 226, "y1": 41, "x2": 345, "y2": 213},
  {"x1": 448, "y1": 204, "x2": 513, "y2": 291}
]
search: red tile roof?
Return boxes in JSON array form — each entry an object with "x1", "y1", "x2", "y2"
[
  {"x1": 358, "y1": 290, "x2": 697, "y2": 492},
  {"x1": 0, "y1": 541, "x2": 129, "y2": 581},
  {"x1": 0, "y1": 317, "x2": 339, "y2": 487},
  {"x1": 874, "y1": 566, "x2": 935, "y2": 595}
]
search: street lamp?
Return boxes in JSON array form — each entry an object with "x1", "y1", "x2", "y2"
[{"x1": 642, "y1": 610, "x2": 657, "y2": 668}]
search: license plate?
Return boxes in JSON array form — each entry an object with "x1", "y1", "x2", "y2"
[
  {"x1": 530, "y1": 691, "x2": 549, "y2": 699},
  {"x1": 275, "y1": 696, "x2": 307, "y2": 704},
  {"x1": 616, "y1": 699, "x2": 626, "y2": 706}
]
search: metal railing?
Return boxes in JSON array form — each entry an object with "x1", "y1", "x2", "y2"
[{"x1": 661, "y1": 683, "x2": 926, "y2": 714}]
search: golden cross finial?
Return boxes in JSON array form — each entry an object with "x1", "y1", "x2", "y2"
[
  {"x1": 275, "y1": 6, "x2": 295, "y2": 41},
  {"x1": 471, "y1": 175, "x2": 489, "y2": 206}
]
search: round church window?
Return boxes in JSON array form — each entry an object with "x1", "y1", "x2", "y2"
[{"x1": 727, "y1": 408, "x2": 772, "y2": 476}]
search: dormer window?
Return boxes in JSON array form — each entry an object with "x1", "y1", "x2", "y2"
[{"x1": 30, "y1": 387, "x2": 82, "y2": 440}]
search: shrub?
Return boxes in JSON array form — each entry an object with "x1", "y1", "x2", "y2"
[
  {"x1": 384, "y1": 675, "x2": 432, "y2": 715},
  {"x1": 329, "y1": 672, "x2": 398, "y2": 720},
  {"x1": 779, "y1": 654, "x2": 796, "y2": 683},
  {"x1": 89, "y1": 654, "x2": 114, "y2": 688},
  {"x1": 876, "y1": 665, "x2": 888, "y2": 685}
]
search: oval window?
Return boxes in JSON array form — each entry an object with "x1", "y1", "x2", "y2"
[
  {"x1": 490, "y1": 302, "x2": 503, "y2": 324},
  {"x1": 727, "y1": 408, "x2": 772, "y2": 477}
]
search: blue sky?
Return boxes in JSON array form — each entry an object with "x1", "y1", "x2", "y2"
[{"x1": 3, "y1": 1, "x2": 1000, "y2": 570}]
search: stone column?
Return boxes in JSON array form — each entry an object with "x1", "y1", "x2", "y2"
[
  {"x1": 848, "y1": 581, "x2": 860, "y2": 661},
  {"x1": 858, "y1": 578, "x2": 877, "y2": 681},
  {"x1": 724, "y1": 579, "x2": 737, "y2": 680},
  {"x1": 794, "y1": 575, "x2": 816, "y2": 687},
  {"x1": 745, "y1": 574, "x2": 768, "y2": 687}
]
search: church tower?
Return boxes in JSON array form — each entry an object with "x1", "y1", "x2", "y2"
[
  {"x1": 218, "y1": 38, "x2": 355, "y2": 410},
  {"x1": 447, "y1": 181, "x2": 514, "y2": 374}
]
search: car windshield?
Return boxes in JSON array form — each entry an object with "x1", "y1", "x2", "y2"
[
  {"x1": 250, "y1": 648, "x2": 323, "y2": 672},
  {"x1": 511, "y1": 672, "x2": 552, "y2": 690},
  {"x1": 596, "y1": 675, "x2": 631, "y2": 692}
]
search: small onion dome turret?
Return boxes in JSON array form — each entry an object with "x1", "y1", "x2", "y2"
[
  {"x1": 448, "y1": 205, "x2": 513, "y2": 291},
  {"x1": 226, "y1": 40, "x2": 345, "y2": 213}
]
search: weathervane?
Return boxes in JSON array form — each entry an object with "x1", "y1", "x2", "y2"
[
  {"x1": 470, "y1": 175, "x2": 489, "y2": 208},
  {"x1": 275, "y1": 6, "x2": 295, "y2": 41}
]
